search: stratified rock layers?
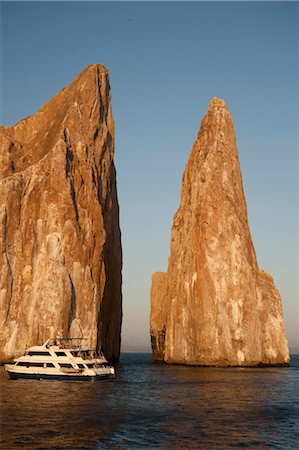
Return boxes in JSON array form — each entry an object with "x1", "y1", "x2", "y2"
[
  {"x1": 151, "y1": 98, "x2": 289, "y2": 366},
  {"x1": 0, "y1": 64, "x2": 122, "y2": 362}
]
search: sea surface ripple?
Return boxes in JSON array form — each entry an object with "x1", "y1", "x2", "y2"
[{"x1": 1, "y1": 353, "x2": 298, "y2": 449}]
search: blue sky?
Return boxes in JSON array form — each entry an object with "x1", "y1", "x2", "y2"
[{"x1": 1, "y1": 1, "x2": 298, "y2": 350}]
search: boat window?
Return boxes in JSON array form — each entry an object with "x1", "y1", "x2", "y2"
[
  {"x1": 71, "y1": 351, "x2": 79, "y2": 357},
  {"x1": 78, "y1": 364, "x2": 85, "y2": 369},
  {"x1": 28, "y1": 351, "x2": 51, "y2": 356},
  {"x1": 17, "y1": 362, "x2": 45, "y2": 367},
  {"x1": 59, "y1": 363, "x2": 73, "y2": 368},
  {"x1": 87, "y1": 363, "x2": 94, "y2": 368},
  {"x1": 55, "y1": 352, "x2": 67, "y2": 357},
  {"x1": 46, "y1": 363, "x2": 55, "y2": 367}
]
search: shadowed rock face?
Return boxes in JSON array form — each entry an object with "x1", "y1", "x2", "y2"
[
  {"x1": 0, "y1": 64, "x2": 122, "y2": 362},
  {"x1": 151, "y1": 98, "x2": 289, "y2": 366}
]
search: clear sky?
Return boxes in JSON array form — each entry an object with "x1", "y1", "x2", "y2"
[{"x1": 1, "y1": 1, "x2": 298, "y2": 351}]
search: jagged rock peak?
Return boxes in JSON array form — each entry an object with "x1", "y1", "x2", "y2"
[
  {"x1": 150, "y1": 98, "x2": 289, "y2": 367},
  {"x1": 208, "y1": 96, "x2": 228, "y2": 111},
  {"x1": 1, "y1": 64, "x2": 115, "y2": 180},
  {"x1": 0, "y1": 64, "x2": 122, "y2": 362}
]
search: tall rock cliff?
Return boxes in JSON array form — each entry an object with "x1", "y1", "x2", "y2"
[
  {"x1": 0, "y1": 64, "x2": 122, "y2": 362},
  {"x1": 151, "y1": 98, "x2": 289, "y2": 366}
]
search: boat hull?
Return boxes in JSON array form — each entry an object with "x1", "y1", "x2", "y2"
[{"x1": 7, "y1": 370, "x2": 114, "y2": 381}]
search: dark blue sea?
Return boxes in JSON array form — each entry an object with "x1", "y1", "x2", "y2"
[{"x1": 1, "y1": 353, "x2": 298, "y2": 449}]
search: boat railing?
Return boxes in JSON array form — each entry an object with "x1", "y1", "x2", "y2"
[
  {"x1": 44, "y1": 337, "x2": 87, "y2": 349},
  {"x1": 42, "y1": 338, "x2": 107, "y2": 361}
]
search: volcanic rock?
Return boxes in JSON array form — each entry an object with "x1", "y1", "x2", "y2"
[
  {"x1": 150, "y1": 98, "x2": 289, "y2": 366},
  {"x1": 0, "y1": 64, "x2": 122, "y2": 362}
]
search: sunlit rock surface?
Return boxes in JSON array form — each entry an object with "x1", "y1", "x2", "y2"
[
  {"x1": 151, "y1": 98, "x2": 289, "y2": 366},
  {"x1": 0, "y1": 64, "x2": 122, "y2": 362}
]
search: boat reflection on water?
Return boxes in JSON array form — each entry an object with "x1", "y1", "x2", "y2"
[{"x1": 1, "y1": 372, "x2": 119, "y2": 449}]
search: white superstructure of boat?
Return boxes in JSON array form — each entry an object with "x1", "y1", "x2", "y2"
[{"x1": 4, "y1": 337, "x2": 115, "y2": 381}]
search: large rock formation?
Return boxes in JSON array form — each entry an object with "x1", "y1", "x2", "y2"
[
  {"x1": 0, "y1": 64, "x2": 122, "y2": 362},
  {"x1": 151, "y1": 98, "x2": 289, "y2": 366}
]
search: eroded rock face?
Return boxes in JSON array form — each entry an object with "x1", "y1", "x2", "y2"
[
  {"x1": 150, "y1": 98, "x2": 289, "y2": 366},
  {"x1": 0, "y1": 64, "x2": 122, "y2": 362}
]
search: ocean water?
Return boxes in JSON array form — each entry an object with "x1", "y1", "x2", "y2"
[{"x1": 1, "y1": 353, "x2": 298, "y2": 449}]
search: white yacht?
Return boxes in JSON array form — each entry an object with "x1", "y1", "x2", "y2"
[{"x1": 4, "y1": 337, "x2": 115, "y2": 381}]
